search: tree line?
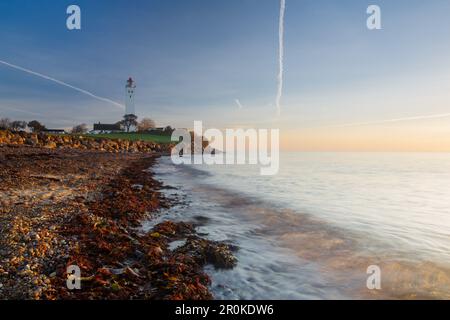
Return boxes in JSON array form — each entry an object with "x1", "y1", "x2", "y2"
[
  {"x1": 0, "y1": 118, "x2": 46, "y2": 132},
  {"x1": 0, "y1": 115, "x2": 174, "y2": 135},
  {"x1": 111, "y1": 114, "x2": 174, "y2": 135}
]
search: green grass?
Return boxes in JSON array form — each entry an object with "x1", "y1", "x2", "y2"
[{"x1": 82, "y1": 133, "x2": 173, "y2": 144}]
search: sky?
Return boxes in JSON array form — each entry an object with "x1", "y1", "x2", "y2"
[{"x1": 1, "y1": 0, "x2": 450, "y2": 151}]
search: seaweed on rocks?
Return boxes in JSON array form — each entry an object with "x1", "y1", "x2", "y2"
[{"x1": 0, "y1": 136, "x2": 237, "y2": 300}]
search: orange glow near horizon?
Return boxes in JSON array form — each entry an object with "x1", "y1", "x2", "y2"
[{"x1": 280, "y1": 121, "x2": 450, "y2": 152}]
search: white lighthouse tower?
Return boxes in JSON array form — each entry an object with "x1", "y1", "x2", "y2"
[{"x1": 125, "y1": 77, "x2": 136, "y2": 116}]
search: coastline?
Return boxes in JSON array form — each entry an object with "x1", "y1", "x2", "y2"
[
  {"x1": 2, "y1": 131, "x2": 450, "y2": 300},
  {"x1": 0, "y1": 131, "x2": 236, "y2": 300}
]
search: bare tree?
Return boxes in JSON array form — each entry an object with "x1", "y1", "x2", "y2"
[
  {"x1": 137, "y1": 118, "x2": 156, "y2": 132},
  {"x1": 0, "y1": 118, "x2": 11, "y2": 130},
  {"x1": 71, "y1": 123, "x2": 88, "y2": 134},
  {"x1": 10, "y1": 120, "x2": 27, "y2": 131},
  {"x1": 119, "y1": 114, "x2": 138, "y2": 133}
]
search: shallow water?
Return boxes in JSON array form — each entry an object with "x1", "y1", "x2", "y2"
[{"x1": 148, "y1": 152, "x2": 450, "y2": 299}]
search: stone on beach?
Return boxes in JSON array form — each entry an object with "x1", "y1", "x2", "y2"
[
  {"x1": 0, "y1": 133, "x2": 237, "y2": 300},
  {"x1": 0, "y1": 130, "x2": 172, "y2": 154}
]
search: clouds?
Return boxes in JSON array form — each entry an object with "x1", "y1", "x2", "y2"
[
  {"x1": 235, "y1": 99, "x2": 244, "y2": 109},
  {"x1": 329, "y1": 112, "x2": 450, "y2": 128}
]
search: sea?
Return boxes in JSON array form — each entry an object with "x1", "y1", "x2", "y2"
[{"x1": 145, "y1": 152, "x2": 450, "y2": 299}]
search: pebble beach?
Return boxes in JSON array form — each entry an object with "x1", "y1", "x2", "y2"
[{"x1": 0, "y1": 130, "x2": 236, "y2": 300}]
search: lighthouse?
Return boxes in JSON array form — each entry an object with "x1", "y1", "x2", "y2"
[{"x1": 125, "y1": 77, "x2": 136, "y2": 116}]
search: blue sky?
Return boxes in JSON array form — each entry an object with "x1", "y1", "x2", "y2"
[{"x1": 1, "y1": 0, "x2": 450, "y2": 150}]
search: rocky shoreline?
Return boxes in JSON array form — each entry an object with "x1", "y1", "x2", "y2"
[
  {"x1": 0, "y1": 130, "x2": 169, "y2": 153},
  {"x1": 0, "y1": 131, "x2": 237, "y2": 300}
]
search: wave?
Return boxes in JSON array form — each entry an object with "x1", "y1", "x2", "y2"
[{"x1": 153, "y1": 156, "x2": 450, "y2": 299}]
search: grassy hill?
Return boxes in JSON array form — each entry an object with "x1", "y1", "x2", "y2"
[{"x1": 83, "y1": 133, "x2": 173, "y2": 144}]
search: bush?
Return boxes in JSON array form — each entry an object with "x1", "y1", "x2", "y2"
[{"x1": 28, "y1": 120, "x2": 46, "y2": 132}]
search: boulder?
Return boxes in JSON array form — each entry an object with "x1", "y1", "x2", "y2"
[{"x1": 43, "y1": 141, "x2": 57, "y2": 149}]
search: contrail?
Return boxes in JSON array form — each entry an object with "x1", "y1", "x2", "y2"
[
  {"x1": 235, "y1": 99, "x2": 244, "y2": 109},
  {"x1": 276, "y1": 0, "x2": 286, "y2": 116},
  {"x1": 0, "y1": 59, "x2": 125, "y2": 110},
  {"x1": 329, "y1": 112, "x2": 450, "y2": 128}
]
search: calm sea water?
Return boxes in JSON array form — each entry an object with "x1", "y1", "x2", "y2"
[{"x1": 149, "y1": 152, "x2": 450, "y2": 299}]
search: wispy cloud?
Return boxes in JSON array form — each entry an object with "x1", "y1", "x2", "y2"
[
  {"x1": 0, "y1": 104, "x2": 84, "y2": 126},
  {"x1": 0, "y1": 105, "x2": 43, "y2": 117},
  {"x1": 235, "y1": 99, "x2": 244, "y2": 109},
  {"x1": 328, "y1": 112, "x2": 450, "y2": 128},
  {"x1": 0, "y1": 59, "x2": 125, "y2": 110}
]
